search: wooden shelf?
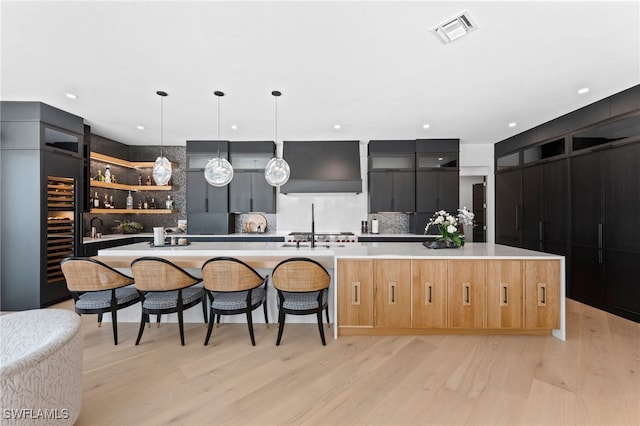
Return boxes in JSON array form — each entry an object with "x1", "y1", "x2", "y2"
[
  {"x1": 90, "y1": 208, "x2": 176, "y2": 214},
  {"x1": 91, "y1": 152, "x2": 160, "y2": 169},
  {"x1": 90, "y1": 180, "x2": 172, "y2": 191}
]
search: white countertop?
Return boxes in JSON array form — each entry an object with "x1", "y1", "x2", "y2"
[{"x1": 97, "y1": 241, "x2": 562, "y2": 260}]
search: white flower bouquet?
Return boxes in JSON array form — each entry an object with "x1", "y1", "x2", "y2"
[{"x1": 424, "y1": 207, "x2": 475, "y2": 248}]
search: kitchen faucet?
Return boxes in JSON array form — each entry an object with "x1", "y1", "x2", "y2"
[
  {"x1": 90, "y1": 217, "x2": 103, "y2": 238},
  {"x1": 311, "y1": 203, "x2": 315, "y2": 249}
]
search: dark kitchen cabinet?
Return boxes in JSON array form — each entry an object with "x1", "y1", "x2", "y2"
[
  {"x1": 602, "y1": 143, "x2": 640, "y2": 317},
  {"x1": 186, "y1": 141, "x2": 234, "y2": 234},
  {"x1": 415, "y1": 170, "x2": 459, "y2": 214},
  {"x1": 229, "y1": 171, "x2": 275, "y2": 213},
  {"x1": 1, "y1": 101, "x2": 85, "y2": 310},
  {"x1": 495, "y1": 168, "x2": 521, "y2": 246},
  {"x1": 570, "y1": 142, "x2": 640, "y2": 320},
  {"x1": 368, "y1": 140, "x2": 416, "y2": 213},
  {"x1": 496, "y1": 158, "x2": 568, "y2": 255},
  {"x1": 228, "y1": 141, "x2": 275, "y2": 213},
  {"x1": 521, "y1": 160, "x2": 568, "y2": 255},
  {"x1": 186, "y1": 170, "x2": 227, "y2": 213},
  {"x1": 368, "y1": 171, "x2": 415, "y2": 212}
]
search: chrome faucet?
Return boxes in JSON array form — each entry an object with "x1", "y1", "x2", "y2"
[{"x1": 90, "y1": 217, "x2": 103, "y2": 238}]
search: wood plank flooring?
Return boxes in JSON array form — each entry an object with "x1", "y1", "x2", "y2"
[{"x1": 50, "y1": 299, "x2": 639, "y2": 425}]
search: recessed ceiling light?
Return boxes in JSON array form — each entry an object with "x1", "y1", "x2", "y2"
[
  {"x1": 333, "y1": 124, "x2": 341, "y2": 130},
  {"x1": 423, "y1": 124, "x2": 430, "y2": 129},
  {"x1": 136, "y1": 125, "x2": 145, "y2": 130},
  {"x1": 231, "y1": 125, "x2": 238, "y2": 130},
  {"x1": 65, "y1": 93, "x2": 77, "y2": 99},
  {"x1": 577, "y1": 87, "x2": 590, "y2": 94},
  {"x1": 508, "y1": 122, "x2": 517, "y2": 128},
  {"x1": 438, "y1": 157, "x2": 444, "y2": 161}
]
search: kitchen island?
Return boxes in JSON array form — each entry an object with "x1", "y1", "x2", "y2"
[{"x1": 95, "y1": 242, "x2": 565, "y2": 341}]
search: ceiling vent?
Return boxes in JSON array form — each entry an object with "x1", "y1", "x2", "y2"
[{"x1": 433, "y1": 11, "x2": 478, "y2": 44}]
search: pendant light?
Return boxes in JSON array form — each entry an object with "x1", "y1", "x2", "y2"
[
  {"x1": 152, "y1": 90, "x2": 172, "y2": 186},
  {"x1": 264, "y1": 90, "x2": 290, "y2": 187},
  {"x1": 204, "y1": 90, "x2": 234, "y2": 187}
]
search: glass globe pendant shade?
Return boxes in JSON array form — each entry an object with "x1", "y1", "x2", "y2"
[
  {"x1": 264, "y1": 157, "x2": 290, "y2": 187},
  {"x1": 204, "y1": 157, "x2": 234, "y2": 187},
  {"x1": 152, "y1": 156, "x2": 172, "y2": 186}
]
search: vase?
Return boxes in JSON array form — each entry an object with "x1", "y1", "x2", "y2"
[{"x1": 423, "y1": 237, "x2": 464, "y2": 249}]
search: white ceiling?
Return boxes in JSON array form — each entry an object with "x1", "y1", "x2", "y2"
[{"x1": 2, "y1": 1, "x2": 639, "y2": 147}]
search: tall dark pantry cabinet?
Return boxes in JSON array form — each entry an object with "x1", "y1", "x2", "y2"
[
  {"x1": 1, "y1": 102, "x2": 86, "y2": 310},
  {"x1": 494, "y1": 84, "x2": 640, "y2": 323}
]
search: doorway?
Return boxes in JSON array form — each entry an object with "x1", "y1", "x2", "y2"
[{"x1": 459, "y1": 176, "x2": 486, "y2": 242}]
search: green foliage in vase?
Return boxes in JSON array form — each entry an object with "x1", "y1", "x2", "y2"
[{"x1": 112, "y1": 220, "x2": 143, "y2": 234}]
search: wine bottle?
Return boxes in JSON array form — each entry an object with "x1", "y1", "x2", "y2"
[
  {"x1": 93, "y1": 192, "x2": 100, "y2": 208},
  {"x1": 126, "y1": 191, "x2": 133, "y2": 210},
  {"x1": 166, "y1": 195, "x2": 173, "y2": 210},
  {"x1": 104, "y1": 165, "x2": 111, "y2": 183}
]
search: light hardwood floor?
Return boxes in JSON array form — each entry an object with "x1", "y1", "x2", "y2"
[{"x1": 50, "y1": 299, "x2": 639, "y2": 426}]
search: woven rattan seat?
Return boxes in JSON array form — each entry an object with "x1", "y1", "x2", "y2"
[
  {"x1": 201, "y1": 257, "x2": 269, "y2": 346},
  {"x1": 131, "y1": 257, "x2": 207, "y2": 346},
  {"x1": 61, "y1": 257, "x2": 140, "y2": 345},
  {"x1": 272, "y1": 257, "x2": 331, "y2": 346}
]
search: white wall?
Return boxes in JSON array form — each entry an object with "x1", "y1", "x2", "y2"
[{"x1": 276, "y1": 142, "x2": 495, "y2": 239}]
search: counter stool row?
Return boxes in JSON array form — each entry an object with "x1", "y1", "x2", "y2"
[{"x1": 60, "y1": 256, "x2": 331, "y2": 347}]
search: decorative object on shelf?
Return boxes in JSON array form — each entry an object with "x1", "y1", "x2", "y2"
[
  {"x1": 264, "y1": 90, "x2": 290, "y2": 187},
  {"x1": 112, "y1": 220, "x2": 144, "y2": 234},
  {"x1": 423, "y1": 207, "x2": 474, "y2": 249},
  {"x1": 244, "y1": 213, "x2": 267, "y2": 233},
  {"x1": 152, "y1": 90, "x2": 172, "y2": 186},
  {"x1": 204, "y1": 90, "x2": 234, "y2": 187}
]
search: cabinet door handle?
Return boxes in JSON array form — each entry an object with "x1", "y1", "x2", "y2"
[
  {"x1": 463, "y1": 282, "x2": 471, "y2": 306},
  {"x1": 424, "y1": 282, "x2": 433, "y2": 305},
  {"x1": 388, "y1": 282, "x2": 397, "y2": 305},
  {"x1": 250, "y1": 198, "x2": 253, "y2": 212},
  {"x1": 515, "y1": 206, "x2": 520, "y2": 231},
  {"x1": 352, "y1": 282, "x2": 360, "y2": 305},
  {"x1": 597, "y1": 223, "x2": 603, "y2": 249},
  {"x1": 538, "y1": 283, "x2": 547, "y2": 306},
  {"x1": 205, "y1": 198, "x2": 209, "y2": 213},
  {"x1": 501, "y1": 283, "x2": 508, "y2": 306}
]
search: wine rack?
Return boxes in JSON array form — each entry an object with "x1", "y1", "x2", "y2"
[{"x1": 47, "y1": 177, "x2": 75, "y2": 285}]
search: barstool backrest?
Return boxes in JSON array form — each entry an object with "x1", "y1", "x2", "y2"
[
  {"x1": 201, "y1": 257, "x2": 265, "y2": 292},
  {"x1": 272, "y1": 258, "x2": 330, "y2": 292},
  {"x1": 131, "y1": 257, "x2": 200, "y2": 291},
  {"x1": 61, "y1": 257, "x2": 133, "y2": 292}
]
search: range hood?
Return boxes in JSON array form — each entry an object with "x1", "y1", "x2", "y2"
[{"x1": 280, "y1": 140, "x2": 362, "y2": 194}]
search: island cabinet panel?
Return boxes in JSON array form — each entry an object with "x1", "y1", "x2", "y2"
[
  {"x1": 374, "y1": 259, "x2": 411, "y2": 328},
  {"x1": 523, "y1": 260, "x2": 560, "y2": 329},
  {"x1": 411, "y1": 260, "x2": 448, "y2": 328},
  {"x1": 485, "y1": 260, "x2": 523, "y2": 329},
  {"x1": 447, "y1": 260, "x2": 485, "y2": 328},
  {"x1": 337, "y1": 259, "x2": 374, "y2": 327}
]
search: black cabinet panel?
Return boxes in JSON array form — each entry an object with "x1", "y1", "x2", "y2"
[
  {"x1": 605, "y1": 250, "x2": 640, "y2": 316},
  {"x1": 522, "y1": 166, "x2": 542, "y2": 248},
  {"x1": 229, "y1": 171, "x2": 275, "y2": 213},
  {"x1": 543, "y1": 160, "x2": 568, "y2": 250},
  {"x1": 570, "y1": 245, "x2": 604, "y2": 304},
  {"x1": 495, "y1": 169, "x2": 521, "y2": 245},
  {"x1": 570, "y1": 152, "x2": 602, "y2": 247},
  {"x1": 610, "y1": 85, "x2": 640, "y2": 117},
  {"x1": 415, "y1": 171, "x2": 438, "y2": 212},
  {"x1": 438, "y1": 170, "x2": 459, "y2": 214},
  {"x1": 604, "y1": 143, "x2": 640, "y2": 252},
  {"x1": 186, "y1": 170, "x2": 227, "y2": 213},
  {"x1": 369, "y1": 171, "x2": 415, "y2": 212}
]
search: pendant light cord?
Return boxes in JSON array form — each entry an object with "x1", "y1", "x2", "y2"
[
  {"x1": 217, "y1": 94, "x2": 221, "y2": 158},
  {"x1": 160, "y1": 94, "x2": 164, "y2": 157}
]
